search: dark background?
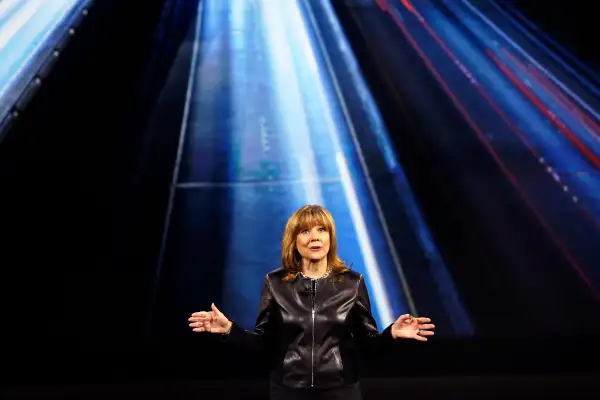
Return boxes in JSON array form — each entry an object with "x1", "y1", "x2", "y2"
[
  {"x1": 0, "y1": 0, "x2": 598, "y2": 396},
  {"x1": 508, "y1": 0, "x2": 598, "y2": 72}
]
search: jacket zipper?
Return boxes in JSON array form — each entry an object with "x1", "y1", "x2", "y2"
[{"x1": 311, "y1": 279, "x2": 317, "y2": 388}]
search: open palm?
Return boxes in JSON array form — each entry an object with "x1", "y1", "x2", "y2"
[
  {"x1": 391, "y1": 314, "x2": 435, "y2": 341},
  {"x1": 188, "y1": 303, "x2": 232, "y2": 334}
]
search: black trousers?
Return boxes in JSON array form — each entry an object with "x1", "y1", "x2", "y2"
[{"x1": 269, "y1": 381, "x2": 362, "y2": 400}]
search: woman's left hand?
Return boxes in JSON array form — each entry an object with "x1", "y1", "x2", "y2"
[{"x1": 391, "y1": 314, "x2": 435, "y2": 341}]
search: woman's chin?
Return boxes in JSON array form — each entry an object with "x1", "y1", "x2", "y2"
[{"x1": 307, "y1": 254, "x2": 326, "y2": 262}]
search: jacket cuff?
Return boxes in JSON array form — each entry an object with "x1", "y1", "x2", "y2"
[
  {"x1": 219, "y1": 321, "x2": 242, "y2": 342},
  {"x1": 382, "y1": 323, "x2": 394, "y2": 340}
]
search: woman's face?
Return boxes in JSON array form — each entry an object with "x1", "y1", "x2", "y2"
[{"x1": 296, "y1": 225, "x2": 330, "y2": 262}]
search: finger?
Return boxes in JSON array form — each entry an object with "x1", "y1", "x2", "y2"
[
  {"x1": 414, "y1": 334, "x2": 428, "y2": 342},
  {"x1": 419, "y1": 323, "x2": 435, "y2": 330},
  {"x1": 192, "y1": 327, "x2": 206, "y2": 332},
  {"x1": 418, "y1": 330, "x2": 435, "y2": 336},
  {"x1": 416, "y1": 317, "x2": 431, "y2": 323},
  {"x1": 189, "y1": 318, "x2": 207, "y2": 328},
  {"x1": 211, "y1": 303, "x2": 223, "y2": 316},
  {"x1": 190, "y1": 311, "x2": 210, "y2": 319},
  {"x1": 192, "y1": 312, "x2": 213, "y2": 322},
  {"x1": 188, "y1": 315, "x2": 208, "y2": 322},
  {"x1": 396, "y1": 314, "x2": 412, "y2": 323},
  {"x1": 191, "y1": 311, "x2": 209, "y2": 316},
  {"x1": 189, "y1": 320, "x2": 209, "y2": 328}
]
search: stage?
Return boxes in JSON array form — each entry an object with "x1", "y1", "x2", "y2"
[{"x1": 3, "y1": 376, "x2": 599, "y2": 399}]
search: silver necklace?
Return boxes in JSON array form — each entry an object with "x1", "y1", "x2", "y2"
[{"x1": 300, "y1": 265, "x2": 332, "y2": 280}]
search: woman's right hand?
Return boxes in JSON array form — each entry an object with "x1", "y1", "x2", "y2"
[{"x1": 188, "y1": 303, "x2": 233, "y2": 334}]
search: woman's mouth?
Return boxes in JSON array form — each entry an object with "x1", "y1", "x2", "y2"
[{"x1": 309, "y1": 246, "x2": 322, "y2": 251}]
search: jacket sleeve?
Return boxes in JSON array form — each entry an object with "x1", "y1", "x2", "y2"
[
  {"x1": 351, "y1": 274, "x2": 395, "y2": 358},
  {"x1": 221, "y1": 275, "x2": 274, "y2": 356}
]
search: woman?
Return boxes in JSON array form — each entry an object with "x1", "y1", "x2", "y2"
[{"x1": 188, "y1": 204, "x2": 435, "y2": 399}]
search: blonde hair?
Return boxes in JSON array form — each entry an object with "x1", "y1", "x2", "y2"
[{"x1": 281, "y1": 204, "x2": 350, "y2": 281}]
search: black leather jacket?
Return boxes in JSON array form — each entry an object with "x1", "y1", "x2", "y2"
[{"x1": 224, "y1": 268, "x2": 394, "y2": 389}]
